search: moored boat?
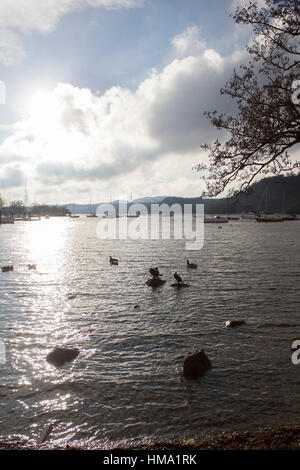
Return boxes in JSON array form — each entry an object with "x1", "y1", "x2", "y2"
[
  {"x1": 256, "y1": 216, "x2": 283, "y2": 222},
  {"x1": 281, "y1": 214, "x2": 297, "y2": 221}
]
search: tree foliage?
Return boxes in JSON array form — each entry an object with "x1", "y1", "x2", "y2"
[{"x1": 197, "y1": 0, "x2": 300, "y2": 197}]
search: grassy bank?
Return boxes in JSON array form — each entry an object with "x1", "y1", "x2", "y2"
[{"x1": 0, "y1": 425, "x2": 299, "y2": 450}]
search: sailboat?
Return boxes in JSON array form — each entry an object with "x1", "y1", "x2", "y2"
[
  {"x1": 86, "y1": 191, "x2": 98, "y2": 218},
  {"x1": 256, "y1": 186, "x2": 283, "y2": 222},
  {"x1": 256, "y1": 215, "x2": 283, "y2": 222}
]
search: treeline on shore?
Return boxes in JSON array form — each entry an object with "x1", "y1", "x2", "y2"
[
  {"x1": 0, "y1": 202, "x2": 70, "y2": 217},
  {"x1": 160, "y1": 174, "x2": 300, "y2": 214}
]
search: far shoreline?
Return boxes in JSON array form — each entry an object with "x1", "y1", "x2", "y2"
[{"x1": 0, "y1": 425, "x2": 299, "y2": 451}]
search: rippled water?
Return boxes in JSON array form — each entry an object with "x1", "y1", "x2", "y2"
[{"x1": 0, "y1": 217, "x2": 299, "y2": 448}]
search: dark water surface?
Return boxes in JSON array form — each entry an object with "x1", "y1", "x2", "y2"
[{"x1": 0, "y1": 217, "x2": 299, "y2": 448}]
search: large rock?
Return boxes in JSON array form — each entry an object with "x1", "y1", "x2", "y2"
[
  {"x1": 46, "y1": 347, "x2": 79, "y2": 367},
  {"x1": 145, "y1": 278, "x2": 166, "y2": 287},
  {"x1": 183, "y1": 349, "x2": 212, "y2": 379}
]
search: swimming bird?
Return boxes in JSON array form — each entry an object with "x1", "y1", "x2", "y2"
[
  {"x1": 109, "y1": 256, "x2": 118, "y2": 265},
  {"x1": 28, "y1": 264, "x2": 36, "y2": 270},
  {"x1": 187, "y1": 260, "x2": 197, "y2": 269},
  {"x1": 2, "y1": 265, "x2": 14, "y2": 272},
  {"x1": 174, "y1": 272, "x2": 183, "y2": 284},
  {"x1": 149, "y1": 267, "x2": 158, "y2": 277},
  {"x1": 149, "y1": 267, "x2": 162, "y2": 278}
]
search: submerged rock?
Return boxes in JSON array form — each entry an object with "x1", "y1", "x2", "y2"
[
  {"x1": 67, "y1": 293, "x2": 77, "y2": 300},
  {"x1": 46, "y1": 347, "x2": 79, "y2": 367},
  {"x1": 183, "y1": 349, "x2": 212, "y2": 379},
  {"x1": 225, "y1": 320, "x2": 246, "y2": 328},
  {"x1": 37, "y1": 423, "x2": 53, "y2": 448}
]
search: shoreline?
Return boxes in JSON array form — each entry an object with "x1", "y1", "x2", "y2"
[{"x1": 0, "y1": 425, "x2": 299, "y2": 450}]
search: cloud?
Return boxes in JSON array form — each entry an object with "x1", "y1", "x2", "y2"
[
  {"x1": 231, "y1": 0, "x2": 266, "y2": 9},
  {"x1": 0, "y1": 28, "x2": 25, "y2": 66},
  {"x1": 0, "y1": 165, "x2": 24, "y2": 189},
  {"x1": 171, "y1": 26, "x2": 206, "y2": 58},
  {"x1": 0, "y1": 0, "x2": 143, "y2": 65},
  {"x1": 140, "y1": 50, "x2": 244, "y2": 152},
  {"x1": 0, "y1": 41, "x2": 247, "y2": 199}
]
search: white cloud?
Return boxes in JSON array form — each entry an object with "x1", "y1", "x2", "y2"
[
  {"x1": 0, "y1": 0, "x2": 143, "y2": 65},
  {"x1": 0, "y1": 40, "x2": 247, "y2": 200},
  {"x1": 171, "y1": 26, "x2": 206, "y2": 58},
  {"x1": 0, "y1": 28, "x2": 25, "y2": 66}
]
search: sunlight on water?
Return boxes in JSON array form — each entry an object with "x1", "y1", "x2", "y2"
[{"x1": 24, "y1": 219, "x2": 67, "y2": 272}]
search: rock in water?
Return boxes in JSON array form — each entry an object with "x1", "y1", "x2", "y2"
[
  {"x1": 225, "y1": 320, "x2": 246, "y2": 328},
  {"x1": 145, "y1": 278, "x2": 166, "y2": 287},
  {"x1": 183, "y1": 349, "x2": 212, "y2": 379},
  {"x1": 37, "y1": 423, "x2": 53, "y2": 448},
  {"x1": 46, "y1": 347, "x2": 79, "y2": 367},
  {"x1": 67, "y1": 293, "x2": 76, "y2": 300}
]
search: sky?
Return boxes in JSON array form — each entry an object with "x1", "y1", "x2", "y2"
[{"x1": 0, "y1": 0, "x2": 255, "y2": 204}]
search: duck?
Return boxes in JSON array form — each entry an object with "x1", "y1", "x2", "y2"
[
  {"x1": 28, "y1": 264, "x2": 36, "y2": 270},
  {"x1": 149, "y1": 267, "x2": 162, "y2": 278},
  {"x1": 2, "y1": 265, "x2": 14, "y2": 272},
  {"x1": 187, "y1": 260, "x2": 197, "y2": 269},
  {"x1": 109, "y1": 256, "x2": 118, "y2": 265}
]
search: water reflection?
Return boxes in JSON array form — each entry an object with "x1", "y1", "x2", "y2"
[
  {"x1": 24, "y1": 218, "x2": 68, "y2": 273},
  {"x1": 0, "y1": 218, "x2": 300, "y2": 447}
]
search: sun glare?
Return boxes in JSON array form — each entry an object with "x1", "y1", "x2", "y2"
[
  {"x1": 24, "y1": 88, "x2": 90, "y2": 164},
  {"x1": 27, "y1": 90, "x2": 61, "y2": 134}
]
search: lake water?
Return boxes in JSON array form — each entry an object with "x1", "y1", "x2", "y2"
[{"x1": 0, "y1": 217, "x2": 299, "y2": 448}]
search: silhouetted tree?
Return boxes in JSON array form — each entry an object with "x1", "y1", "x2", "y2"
[{"x1": 197, "y1": 0, "x2": 300, "y2": 197}]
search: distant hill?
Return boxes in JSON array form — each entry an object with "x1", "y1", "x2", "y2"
[
  {"x1": 159, "y1": 174, "x2": 300, "y2": 214},
  {"x1": 65, "y1": 197, "x2": 167, "y2": 214},
  {"x1": 229, "y1": 174, "x2": 300, "y2": 214},
  {"x1": 132, "y1": 196, "x2": 167, "y2": 204},
  {"x1": 64, "y1": 174, "x2": 300, "y2": 214}
]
